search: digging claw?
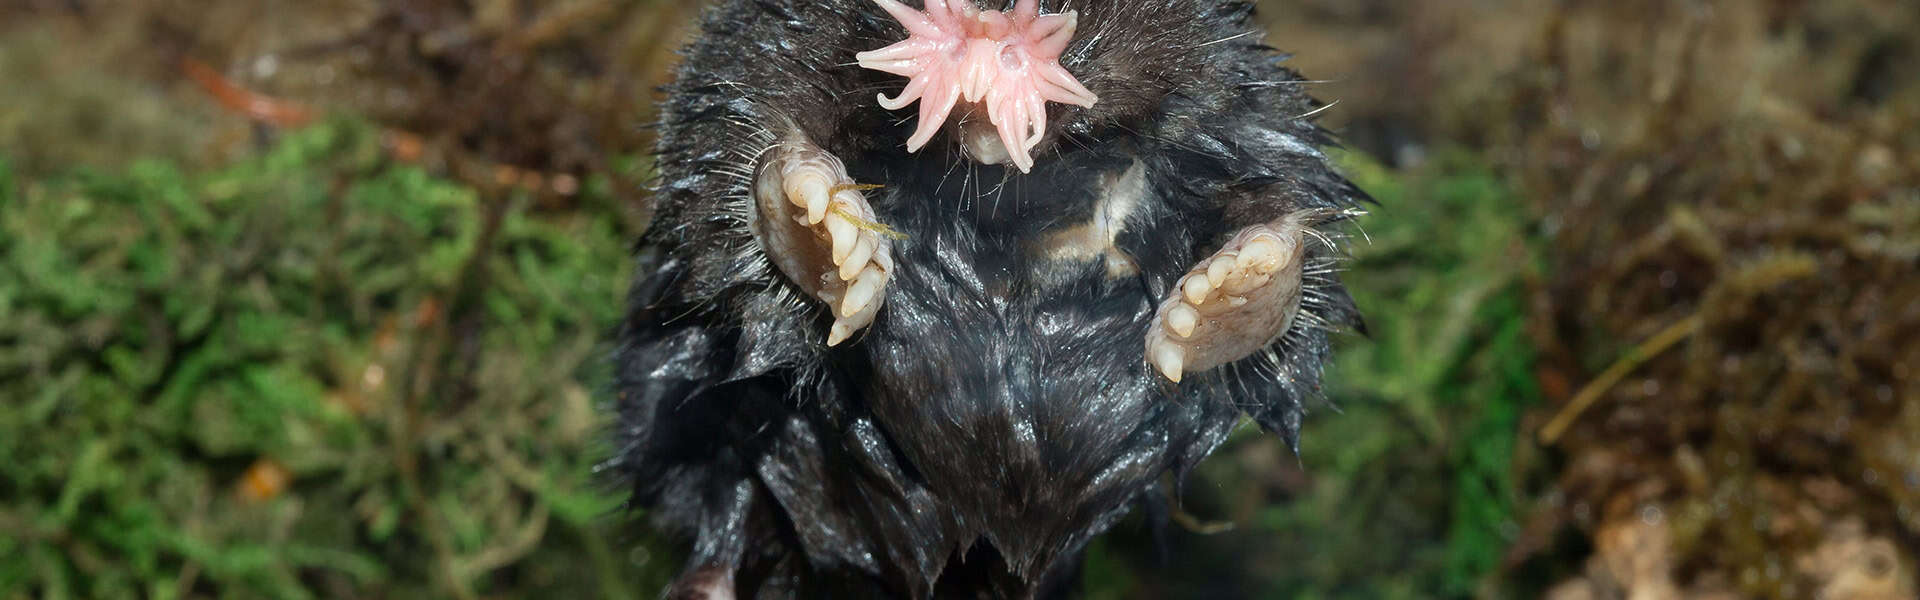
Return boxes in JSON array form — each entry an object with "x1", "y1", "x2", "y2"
[
  {"x1": 752, "y1": 140, "x2": 896, "y2": 346},
  {"x1": 1145, "y1": 214, "x2": 1314, "y2": 382}
]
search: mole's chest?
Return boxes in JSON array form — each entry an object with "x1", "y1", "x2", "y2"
[{"x1": 856, "y1": 148, "x2": 1165, "y2": 291}]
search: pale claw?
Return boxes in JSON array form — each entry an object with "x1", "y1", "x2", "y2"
[
  {"x1": 1150, "y1": 341, "x2": 1186, "y2": 384},
  {"x1": 1144, "y1": 215, "x2": 1314, "y2": 382},
  {"x1": 785, "y1": 173, "x2": 831, "y2": 225},
  {"x1": 751, "y1": 140, "x2": 896, "y2": 346},
  {"x1": 1166, "y1": 304, "x2": 1199, "y2": 338}
]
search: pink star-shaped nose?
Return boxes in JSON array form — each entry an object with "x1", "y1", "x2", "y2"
[{"x1": 856, "y1": 0, "x2": 1099, "y2": 173}]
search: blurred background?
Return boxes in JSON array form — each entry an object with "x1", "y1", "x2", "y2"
[{"x1": 0, "y1": 0, "x2": 1915, "y2": 598}]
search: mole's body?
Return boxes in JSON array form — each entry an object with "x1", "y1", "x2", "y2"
[{"x1": 609, "y1": 1, "x2": 1367, "y2": 598}]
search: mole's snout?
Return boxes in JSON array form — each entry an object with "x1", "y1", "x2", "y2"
[{"x1": 857, "y1": 0, "x2": 1097, "y2": 173}]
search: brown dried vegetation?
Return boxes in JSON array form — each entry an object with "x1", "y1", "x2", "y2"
[{"x1": 1268, "y1": 0, "x2": 1920, "y2": 596}]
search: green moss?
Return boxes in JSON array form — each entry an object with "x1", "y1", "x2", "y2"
[
  {"x1": 1222, "y1": 150, "x2": 1542, "y2": 597},
  {"x1": 0, "y1": 121, "x2": 666, "y2": 599}
]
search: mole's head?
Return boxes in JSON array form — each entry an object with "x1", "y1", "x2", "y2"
[{"x1": 620, "y1": 1, "x2": 1367, "y2": 597}]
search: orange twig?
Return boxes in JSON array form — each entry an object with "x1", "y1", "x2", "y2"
[
  {"x1": 181, "y1": 58, "x2": 580, "y2": 197},
  {"x1": 180, "y1": 58, "x2": 316, "y2": 128}
]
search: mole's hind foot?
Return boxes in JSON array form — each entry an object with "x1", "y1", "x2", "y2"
[
  {"x1": 1146, "y1": 214, "x2": 1315, "y2": 382},
  {"x1": 752, "y1": 140, "x2": 896, "y2": 346}
]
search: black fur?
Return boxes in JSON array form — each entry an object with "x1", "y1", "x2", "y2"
[{"x1": 609, "y1": 1, "x2": 1369, "y2": 597}]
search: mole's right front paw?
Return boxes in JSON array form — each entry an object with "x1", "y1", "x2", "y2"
[{"x1": 751, "y1": 141, "x2": 896, "y2": 346}]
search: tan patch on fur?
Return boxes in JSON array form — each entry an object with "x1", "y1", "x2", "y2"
[{"x1": 1035, "y1": 160, "x2": 1145, "y2": 278}]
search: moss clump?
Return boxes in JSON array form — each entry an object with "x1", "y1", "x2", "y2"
[{"x1": 0, "y1": 121, "x2": 666, "y2": 599}]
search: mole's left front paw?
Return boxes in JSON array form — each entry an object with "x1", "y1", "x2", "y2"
[
  {"x1": 751, "y1": 140, "x2": 896, "y2": 346},
  {"x1": 1145, "y1": 216, "x2": 1314, "y2": 382}
]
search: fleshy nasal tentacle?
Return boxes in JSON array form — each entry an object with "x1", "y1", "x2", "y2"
[
  {"x1": 877, "y1": 75, "x2": 931, "y2": 110},
  {"x1": 977, "y1": 10, "x2": 1013, "y2": 40},
  {"x1": 1012, "y1": 0, "x2": 1039, "y2": 21},
  {"x1": 908, "y1": 77, "x2": 963, "y2": 152},
  {"x1": 1036, "y1": 62, "x2": 1097, "y2": 107},
  {"x1": 856, "y1": 39, "x2": 930, "y2": 69},
  {"x1": 1027, "y1": 12, "x2": 1076, "y2": 58},
  {"x1": 1022, "y1": 93, "x2": 1047, "y2": 147},
  {"x1": 871, "y1": 0, "x2": 941, "y2": 38},
  {"x1": 858, "y1": 0, "x2": 1098, "y2": 173},
  {"x1": 995, "y1": 104, "x2": 1031, "y2": 171}
]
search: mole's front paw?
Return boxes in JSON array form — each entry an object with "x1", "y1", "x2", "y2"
[
  {"x1": 1145, "y1": 215, "x2": 1315, "y2": 382},
  {"x1": 751, "y1": 140, "x2": 896, "y2": 346}
]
